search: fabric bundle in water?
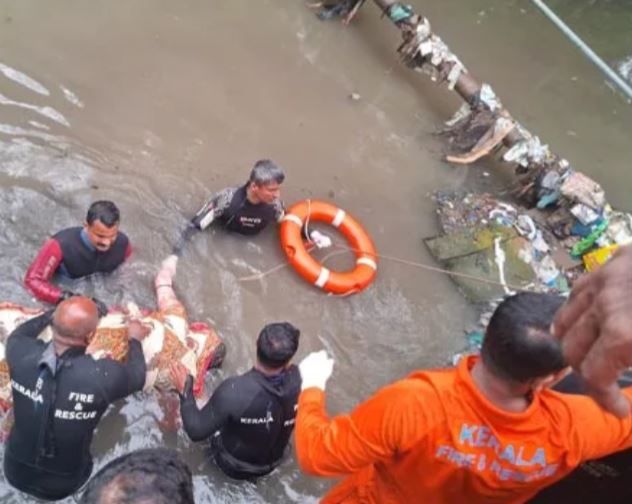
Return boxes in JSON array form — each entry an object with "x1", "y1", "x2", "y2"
[{"x1": 0, "y1": 302, "x2": 226, "y2": 414}]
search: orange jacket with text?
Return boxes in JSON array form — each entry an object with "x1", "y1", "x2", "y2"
[{"x1": 295, "y1": 356, "x2": 632, "y2": 504}]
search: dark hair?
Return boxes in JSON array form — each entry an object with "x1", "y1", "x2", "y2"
[
  {"x1": 79, "y1": 448, "x2": 194, "y2": 504},
  {"x1": 86, "y1": 201, "x2": 121, "y2": 227},
  {"x1": 481, "y1": 292, "x2": 566, "y2": 383},
  {"x1": 256, "y1": 322, "x2": 300, "y2": 369},
  {"x1": 249, "y1": 160, "x2": 285, "y2": 186}
]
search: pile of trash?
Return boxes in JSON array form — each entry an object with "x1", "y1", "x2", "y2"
[
  {"x1": 428, "y1": 177, "x2": 632, "y2": 301},
  {"x1": 521, "y1": 168, "x2": 632, "y2": 270},
  {"x1": 426, "y1": 191, "x2": 571, "y2": 304}
]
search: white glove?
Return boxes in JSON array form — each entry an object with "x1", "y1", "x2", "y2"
[
  {"x1": 299, "y1": 350, "x2": 334, "y2": 391},
  {"x1": 310, "y1": 230, "x2": 333, "y2": 249}
]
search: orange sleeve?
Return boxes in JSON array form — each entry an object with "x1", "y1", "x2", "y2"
[
  {"x1": 566, "y1": 388, "x2": 632, "y2": 461},
  {"x1": 295, "y1": 380, "x2": 434, "y2": 477}
]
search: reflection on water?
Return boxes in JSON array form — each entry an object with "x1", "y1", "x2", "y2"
[{"x1": 0, "y1": 0, "x2": 629, "y2": 502}]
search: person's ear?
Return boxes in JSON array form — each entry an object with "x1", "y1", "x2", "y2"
[
  {"x1": 532, "y1": 368, "x2": 571, "y2": 391},
  {"x1": 85, "y1": 329, "x2": 97, "y2": 345}
]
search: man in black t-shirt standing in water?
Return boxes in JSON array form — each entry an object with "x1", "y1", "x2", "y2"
[
  {"x1": 170, "y1": 322, "x2": 301, "y2": 481},
  {"x1": 176, "y1": 159, "x2": 332, "y2": 251},
  {"x1": 184, "y1": 160, "x2": 286, "y2": 242}
]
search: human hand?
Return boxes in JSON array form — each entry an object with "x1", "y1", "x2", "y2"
[
  {"x1": 553, "y1": 245, "x2": 632, "y2": 417},
  {"x1": 299, "y1": 350, "x2": 334, "y2": 391},
  {"x1": 127, "y1": 319, "x2": 150, "y2": 341},
  {"x1": 169, "y1": 362, "x2": 192, "y2": 395},
  {"x1": 310, "y1": 230, "x2": 333, "y2": 249}
]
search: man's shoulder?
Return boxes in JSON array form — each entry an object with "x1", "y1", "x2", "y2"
[
  {"x1": 6, "y1": 335, "x2": 45, "y2": 364},
  {"x1": 216, "y1": 370, "x2": 262, "y2": 395},
  {"x1": 210, "y1": 185, "x2": 241, "y2": 211},
  {"x1": 52, "y1": 226, "x2": 81, "y2": 241},
  {"x1": 404, "y1": 366, "x2": 459, "y2": 389},
  {"x1": 215, "y1": 185, "x2": 240, "y2": 200},
  {"x1": 115, "y1": 230, "x2": 130, "y2": 247},
  {"x1": 373, "y1": 367, "x2": 457, "y2": 409}
]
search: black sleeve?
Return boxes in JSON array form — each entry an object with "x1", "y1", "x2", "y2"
[
  {"x1": 172, "y1": 223, "x2": 199, "y2": 256},
  {"x1": 179, "y1": 376, "x2": 234, "y2": 442},
  {"x1": 6, "y1": 311, "x2": 53, "y2": 364},
  {"x1": 100, "y1": 339, "x2": 147, "y2": 403}
]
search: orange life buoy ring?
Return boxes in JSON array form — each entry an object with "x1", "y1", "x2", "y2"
[{"x1": 280, "y1": 200, "x2": 377, "y2": 294}]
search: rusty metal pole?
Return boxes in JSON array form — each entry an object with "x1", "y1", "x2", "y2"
[
  {"x1": 368, "y1": 0, "x2": 523, "y2": 146},
  {"x1": 370, "y1": 0, "x2": 480, "y2": 100}
]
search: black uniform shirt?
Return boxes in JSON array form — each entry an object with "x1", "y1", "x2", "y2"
[
  {"x1": 4, "y1": 312, "x2": 146, "y2": 500},
  {"x1": 180, "y1": 366, "x2": 301, "y2": 473},
  {"x1": 193, "y1": 184, "x2": 284, "y2": 236}
]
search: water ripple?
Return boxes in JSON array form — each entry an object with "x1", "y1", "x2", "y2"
[{"x1": 0, "y1": 62, "x2": 50, "y2": 96}]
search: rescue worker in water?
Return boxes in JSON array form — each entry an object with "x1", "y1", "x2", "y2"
[
  {"x1": 174, "y1": 159, "x2": 331, "y2": 251},
  {"x1": 170, "y1": 321, "x2": 302, "y2": 481},
  {"x1": 24, "y1": 200, "x2": 131, "y2": 311},
  {"x1": 3, "y1": 296, "x2": 147, "y2": 501}
]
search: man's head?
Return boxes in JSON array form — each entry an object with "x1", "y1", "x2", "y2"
[
  {"x1": 256, "y1": 322, "x2": 300, "y2": 371},
  {"x1": 52, "y1": 297, "x2": 100, "y2": 349},
  {"x1": 84, "y1": 201, "x2": 121, "y2": 252},
  {"x1": 79, "y1": 448, "x2": 194, "y2": 504},
  {"x1": 247, "y1": 159, "x2": 285, "y2": 205},
  {"x1": 481, "y1": 292, "x2": 566, "y2": 389}
]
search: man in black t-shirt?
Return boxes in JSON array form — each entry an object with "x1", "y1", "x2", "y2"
[
  {"x1": 175, "y1": 159, "x2": 334, "y2": 253},
  {"x1": 188, "y1": 159, "x2": 286, "y2": 239},
  {"x1": 170, "y1": 322, "x2": 301, "y2": 481}
]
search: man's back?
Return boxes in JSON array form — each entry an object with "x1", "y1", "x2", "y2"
[
  {"x1": 180, "y1": 366, "x2": 301, "y2": 476},
  {"x1": 297, "y1": 356, "x2": 632, "y2": 504},
  {"x1": 5, "y1": 313, "x2": 146, "y2": 500}
]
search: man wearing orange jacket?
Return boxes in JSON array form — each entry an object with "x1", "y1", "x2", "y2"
[{"x1": 295, "y1": 292, "x2": 632, "y2": 504}]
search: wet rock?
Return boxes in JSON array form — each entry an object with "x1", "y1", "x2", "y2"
[{"x1": 424, "y1": 227, "x2": 535, "y2": 303}]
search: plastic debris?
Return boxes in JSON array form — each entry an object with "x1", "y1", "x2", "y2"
[
  {"x1": 604, "y1": 210, "x2": 632, "y2": 245},
  {"x1": 466, "y1": 330, "x2": 484, "y2": 349},
  {"x1": 478, "y1": 84, "x2": 502, "y2": 112},
  {"x1": 489, "y1": 207, "x2": 514, "y2": 226},
  {"x1": 541, "y1": 170, "x2": 562, "y2": 190},
  {"x1": 503, "y1": 134, "x2": 550, "y2": 167},
  {"x1": 570, "y1": 204, "x2": 600, "y2": 226},
  {"x1": 515, "y1": 215, "x2": 537, "y2": 240},
  {"x1": 532, "y1": 255, "x2": 560, "y2": 286},
  {"x1": 445, "y1": 102, "x2": 472, "y2": 127},
  {"x1": 451, "y1": 353, "x2": 464, "y2": 366},
  {"x1": 537, "y1": 191, "x2": 560, "y2": 209},
  {"x1": 571, "y1": 219, "x2": 609, "y2": 258},
  {"x1": 398, "y1": 17, "x2": 466, "y2": 89},
  {"x1": 493, "y1": 237, "x2": 512, "y2": 295},
  {"x1": 387, "y1": 3, "x2": 414, "y2": 24},
  {"x1": 531, "y1": 231, "x2": 550, "y2": 255},
  {"x1": 560, "y1": 171, "x2": 606, "y2": 210},
  {"x1": 583, "y1": 244, "x2": 619, "y2": 272}
]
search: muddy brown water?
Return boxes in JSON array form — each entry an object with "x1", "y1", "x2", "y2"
[{"x1": 0, "y1": 1, "x2": 630, "y2": 502}]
